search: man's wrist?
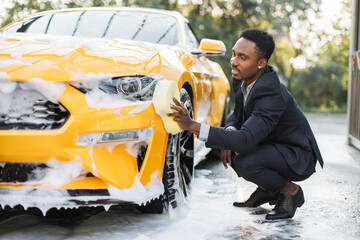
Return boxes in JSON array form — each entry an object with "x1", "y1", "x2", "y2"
[{"x1": 189, "y1": 120, "x2": 201, "y2": 136}]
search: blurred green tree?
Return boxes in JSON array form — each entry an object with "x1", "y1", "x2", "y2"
[
  {"x1": 292, "y1": 0, "x2": 349, "y2": 112},
  {"x1": 0, "y1": 0, "x2": 349, "y2": 112}
]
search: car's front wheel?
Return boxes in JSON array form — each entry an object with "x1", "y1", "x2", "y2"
[{"x1": 137, "y1": 89, "x2": 194, "y2": 213}]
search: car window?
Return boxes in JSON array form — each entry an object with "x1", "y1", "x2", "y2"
[
  {"x1": 46, "y1": 11, "x2": 83, "y2": 36},
  {"x1": 184, "y1": 23, "x2": 199, "y2": 50},
  {"x1": 1, "y1": 10, "x2": 180, "y2": 46},
  {"x1": 1, "y1": 22, "x2": 23, "y2": 33},
  {"x1": 1, "y1": 15, "x2": 51, "y2": 34},
  {"x1": 74, "y1": 11, "x2": 116, "y2": 38},
  {"x1": 25, "y1": 15, "x2": 52, "y2": 33},
  {"x1": 105, "y1": 12, "x2": 179, "y2": 46}
]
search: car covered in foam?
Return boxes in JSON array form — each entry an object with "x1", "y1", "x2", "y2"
[{"x1": 0, "y1": 7, "x2": 230, "y2": 214}]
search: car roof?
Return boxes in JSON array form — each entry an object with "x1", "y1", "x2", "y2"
[{"x1": 27, "y1": 7, "x2": 188, "y2": 23}]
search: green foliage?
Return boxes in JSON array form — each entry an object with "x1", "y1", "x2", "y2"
[
  {"x1": 293, "y1": 63, "x2": 347, "y2": 111},
  {"x1": 293, "y1": 0, "x2": 350, "y2": 112},
  {"x1": 0, "y1": 0, "x2": 350, "y2": 112}
]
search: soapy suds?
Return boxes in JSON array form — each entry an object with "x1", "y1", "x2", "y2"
[
  {"x1": 26, "y1": 78, "x2": 66, "y2": 103},
  {"x1": 123, "y1": 142, "x2": 148, "y2": 158},
  {"x1": 10, "y1": 52, "x2": 22, "y2": 59},
  {"x1": 44, "y1": 37, "x2": 103, "y2": 52},
  {"x1": 82, "y1": 82, "x2": 155, "y2": 111},
  {"x1": 107, "y1": 172, "x2": 164, "y2": 205},
  {"x1": 0, "y1": 80, "x2": 66, "y2": 130},
  {"x1": 0, "y1": 71, "x2": 11, "y2": 80},
  {"x1": 0, "y1": 59, "x2": 25, "y2": 68},
  {"x1": 88, "y1": 146, "x2": 98, "y2": 177},
  {"x1": 0, "y1": 170, "x2": 164, "y2": 215},
  {"x1": 38, "y1": 157, "x2": 87, "y2": 187},
  {"x1": 0, "y1": 78, "x2": 16, "y2": 93},
  {"x1": 69, "y1": 71, "x2": 117, "y2": 83},
  {"x1": 127, "y1": 102, "x2": 152, "y2": 114}
]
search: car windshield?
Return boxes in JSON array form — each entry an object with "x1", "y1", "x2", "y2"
[{"x1": 1, "y1": 10, "x2": 180, "y2": 46}]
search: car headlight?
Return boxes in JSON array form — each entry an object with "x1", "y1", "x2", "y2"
[
  {"x1": 71, "y1": 75, "x2": 159, "y2": 101},
  {"x1": 76, "y1": 128, "x2": 153, "y2": 146}
]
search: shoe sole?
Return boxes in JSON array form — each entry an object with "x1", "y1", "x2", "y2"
[{"x1": 233, "y1": 199, "x2": 278, "y2": 208}]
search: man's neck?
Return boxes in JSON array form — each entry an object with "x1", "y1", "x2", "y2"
[
  {"x1": 243, "y1": 68, "x2": 265, "y2": 86},
  {"x1": 243, "y1": 79, "x2": 256, "y2": 86}
]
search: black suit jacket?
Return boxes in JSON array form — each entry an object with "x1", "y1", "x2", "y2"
[{"x1": 206, "y1": 66, "x2": 323, "y2": 175}]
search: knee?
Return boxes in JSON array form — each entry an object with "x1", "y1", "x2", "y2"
[{"x1": 234, "y1": 155, "x2": 260, "y2": 180}]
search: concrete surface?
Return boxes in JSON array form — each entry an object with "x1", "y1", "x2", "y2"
[{"x1": 0, "y1": 113, "x2": 359, "y2": 240}]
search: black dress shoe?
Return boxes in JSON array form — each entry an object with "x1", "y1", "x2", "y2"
[
  {"x1": 265, "y1": 186, "x2": 305, "y2": 220},
  {"x1": 233, "y1": 187, "x2": 279, "y2": 208}
]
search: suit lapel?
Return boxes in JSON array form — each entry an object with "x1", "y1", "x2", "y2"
[
  {"x1": 234, "y1": 84, "x2": 244, "y2": 124},
  {"x1": 243, "y1": 66, "x2": 272, "y2": 109}
]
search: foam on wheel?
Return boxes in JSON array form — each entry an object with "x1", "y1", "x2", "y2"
[{"x1": 137, "y1": 88, "x2": 194, "y2": 213}]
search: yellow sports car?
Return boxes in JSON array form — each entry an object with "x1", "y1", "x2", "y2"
[{"x1": 0, "y1": 7, "x2": 230, "y2": 214}]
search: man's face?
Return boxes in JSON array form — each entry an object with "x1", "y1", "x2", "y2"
[{"x1": 230, "y1": 37, "x2": 263, "y2": 82}]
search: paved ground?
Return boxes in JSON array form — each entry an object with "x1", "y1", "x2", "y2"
[{"x1": 0, "y1": 113, "x2": 359, "y2": 240}]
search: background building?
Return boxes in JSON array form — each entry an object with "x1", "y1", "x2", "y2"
[{"x1": 348, "y1": 0, "x2": 360, "y2": 149}]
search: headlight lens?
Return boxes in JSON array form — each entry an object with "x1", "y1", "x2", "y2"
[
  {"x1": 116, "y1": 77, "x2": 142, "y2": 95},
  {"x1": 71, "y1": 75, "x2": 159, "y2": 101}
]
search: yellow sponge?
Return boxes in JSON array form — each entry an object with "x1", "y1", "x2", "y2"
[{"x1": 153, "y1": 80, "x2": 182, "y2": 134}]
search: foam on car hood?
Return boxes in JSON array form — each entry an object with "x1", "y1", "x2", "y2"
[{"x1": 0, "y1": 33, "x2": 169, "y2": 83}]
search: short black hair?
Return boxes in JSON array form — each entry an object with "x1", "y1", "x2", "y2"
[{"x1": 239, "y1": 28, "x2": 275, "y2": 61}]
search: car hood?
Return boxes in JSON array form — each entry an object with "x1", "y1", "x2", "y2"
[{"x1": 0, "y1": 33, "x2": 179, "y2": 83}]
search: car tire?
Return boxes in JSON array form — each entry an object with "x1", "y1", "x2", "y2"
[{"x1": 137, "y1": 88, "x2": 194, "y2": 213}]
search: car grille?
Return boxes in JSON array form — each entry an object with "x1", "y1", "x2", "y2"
[{"x1": 0, "y1": 88, "x2": 70, "y2": 130}]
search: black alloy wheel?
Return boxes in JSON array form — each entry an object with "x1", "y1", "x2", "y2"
[{"x1": 137, "y1": 88, "x2": 194, "y2": 213}]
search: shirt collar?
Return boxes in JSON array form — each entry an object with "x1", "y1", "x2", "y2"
[{"x1": 241, "y1": 80, "x2": 257, "y2": 94}]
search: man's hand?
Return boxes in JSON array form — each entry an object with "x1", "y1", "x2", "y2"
[
  {"x1": 168, "y1": 97, "x2": 200, "y2": 135},
  {"x1": 220, "y1": 149, "x2": 232, "y2": 169}
]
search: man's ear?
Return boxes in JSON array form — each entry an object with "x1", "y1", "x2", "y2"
[{"x1": 257, "y1": 59, "x2": 267, "y2": 69}]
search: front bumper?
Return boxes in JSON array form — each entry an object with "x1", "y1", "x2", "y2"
[{"x1": 0, "y1": 85, "x2": 169, "y2": 200}]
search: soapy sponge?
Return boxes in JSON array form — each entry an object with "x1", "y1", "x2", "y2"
[{"x1": 153, "y1": 80, "x2": 182, "y2": 134}]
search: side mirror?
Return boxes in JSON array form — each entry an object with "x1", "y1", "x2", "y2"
[{"x1": 191, "y1": 38, "x2": 226, "y2": 56}]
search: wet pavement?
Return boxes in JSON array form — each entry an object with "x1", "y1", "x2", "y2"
[{"x1": 0, "y1": 113, "x2": 359, "y2": 240}]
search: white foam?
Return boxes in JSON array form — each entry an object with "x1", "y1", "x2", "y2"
[
  {"x1": 0, "y1": 72, "x2": 11, "y2": 81},
  {"x1": 0, "y1": 80, "x2": 65, "y2": 127},
  {"x1": 34, "y1": 35, "x2": 104, "y2": 52},
  {"x1": 107, "y1": 171, "x2": 164, "y2": 205},
  {"x1": 0, "y1": 187, "x2": 77, "y2": 216},
  {"x1": 40, "y1": 157, "x2": 87, "y2": 188},
  {"x1": 25, "y1": 78, "x2": 66, "y2": 103},
  {"x1": 88, "y1": 146, "x2": 98, "y2": 177},
  {"x1": 123, "y1": 141, "x2": 148, "y2": 158},
  {"x1": 0, "y1": 59, "x2": 22, "y2": 68},
  {"x1": 0, "y1": 79, "x2": 16, "y2": 94},
  {"x1": 127, "y1": 102, "x2": 152, "y2": 114},
  {"x1": 84, "y1": 87, "x2": 143, "y2": 110},
  {"x1": 69, "y1": 71, "x2": 116, "y2": 83},
  {"x1": 10, "y1": 52, "x2": 22, "y2": 59}
]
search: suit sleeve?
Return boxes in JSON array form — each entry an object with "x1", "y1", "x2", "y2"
[{"x1": 205, "y1": 84, "x2": 286, "y2": 154}]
